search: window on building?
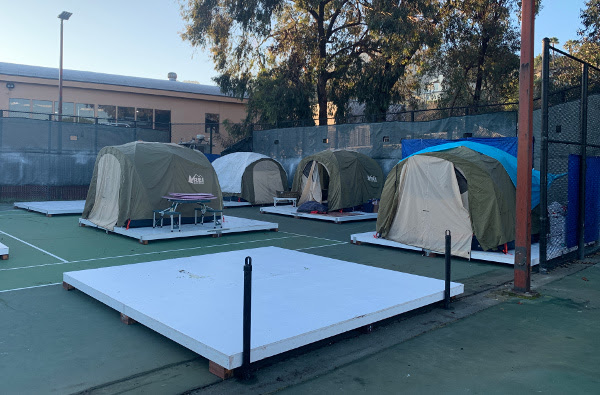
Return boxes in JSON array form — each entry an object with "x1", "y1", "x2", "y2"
[
  {"x1": 9, "y1": 98, "x2": 31, "y2": 118},
  {"x1": 53, "y1": 101, "x2": 74, "y2": 122},
  {"x1": 136, "y1": 108, "x2": 153, "y2": 129},
  {"x1": 117, "y1": 106, "x2": 135, "y2": 126},
  {"x1": 97, "y1": 105, "x2": 117, "y2": 124},
  {"x1": 76, "y1": 103, "x2": 95, "y2": 123},
  {"x1": 32, "y1": 100, "x2": 54, "y2": 120},
  {"x1": 205, "y1": 113, "x2": 219, "y2": 136},
  {"x1": 155, "y1": 109, "x2": 171, "y2": 131}
]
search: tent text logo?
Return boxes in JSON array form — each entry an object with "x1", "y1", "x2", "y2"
[
  {"x1": 367, "y1": 175, "x2": 377, "y2": 182},
  {"x1": 188, "y1": 174, "x2": 205, "y2": 185}
]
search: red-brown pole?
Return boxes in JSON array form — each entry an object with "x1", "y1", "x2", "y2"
[{"x1": 514, "y1": 0, "x2": 535, "y2": 292}]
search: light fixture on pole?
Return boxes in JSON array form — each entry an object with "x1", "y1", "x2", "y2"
[{"x1": 58, "y1": 11, "x2": 72, "y2": 122}]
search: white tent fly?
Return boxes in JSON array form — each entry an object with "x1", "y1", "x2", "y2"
[{"x1": 212, "y1": 152, "x2": 288, "y2": 204}]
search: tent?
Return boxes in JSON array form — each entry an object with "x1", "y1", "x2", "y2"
[
  {"x1": 212, "y1": 152, "x2": 288, "y2": 204},
  {"x1": 376, "y1": 143, "x2": 521, "y2": 259},
  {"x1": 291, "y1": 150, "x2": 383, "y2": 212},
  {"x1": 82, "y1": 141, "x2": 222, "y2": 230}
]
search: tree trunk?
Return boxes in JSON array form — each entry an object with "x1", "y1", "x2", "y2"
[
  {"x1": 316, "y1": 2, "x2": 328, "y2": 126},
  {"x1": 317, "y1": 77, "x2": 328, "y2": 126},
  {"x1": 472, "y1": 34, "x2": 489, "y2": 111}
]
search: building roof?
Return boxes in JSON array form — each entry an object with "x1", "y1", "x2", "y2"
[{"x1": 0, "y1": 62, "x2": 229, "y2": 98}]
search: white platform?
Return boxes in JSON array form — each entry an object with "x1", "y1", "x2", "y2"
[
  {"x1": 63, "y1": 247, "x2": 463, "y2": 370},
  {"x1": 351, "y1": 232, "x2": 540, "y2": 266},
  {"x1": 14, "y1": 200, "x2": 85, "y2": 216},
  {"x1": 0, "y1": 242, "x2": 8, "y2": 259},
  {"x1": 223, "y1": 201, "x2": 252, "y2": 208},
  {"x1": 79, "y1": 216, "x2": 278, "y2": 243},
  {"x1": 260, "y1": 205, "x2": 378, "y2": 223}
]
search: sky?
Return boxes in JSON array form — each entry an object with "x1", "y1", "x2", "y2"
[{"x1": 0, "y1": 0, "x2": 589, "y2": 87}]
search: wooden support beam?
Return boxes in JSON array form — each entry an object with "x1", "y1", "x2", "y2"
[
  {"x1": 208, "y1": 360, "x2": 234, "y2": 380},
  {"x1": 1, "y1": 254, "x2": 9, "y2": 260},
  {"x1": 120, "y1": 313, "x2": 137, "y2": 325},
  {"x1": 62, "y1": 281, "x2": 75, "y2": 291},
  {"x1": 514, "y1": 0, "x2": 535, "y2": 293}
]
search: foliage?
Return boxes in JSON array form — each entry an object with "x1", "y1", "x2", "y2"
[
  {"x1": 425, "y1": 0, "x2": 523, "y2": 110},
  {"x1": 180, "y1": 0, "x2": 440, "y2": 127}
]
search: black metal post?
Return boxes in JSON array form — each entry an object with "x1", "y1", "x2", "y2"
[
  {"x1": 539, "y1": 38, "x2": 550, "y2": 271},
  {"x1": 444, "y1": 230, "x2": 451, "y2": 309},
  {"x1": 242, "y1": 256, "x2": 252, "y2": 379},
  {"x1": 578, "y1": 64, "x2": 589, "y2": 260}
]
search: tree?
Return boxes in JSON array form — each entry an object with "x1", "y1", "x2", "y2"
[
  {"x1": 180, "y1": 0, "x2": 440, "y2": 126},
  {"x1": 426, "y1": 0, "x2": 523, "y2": 110}
]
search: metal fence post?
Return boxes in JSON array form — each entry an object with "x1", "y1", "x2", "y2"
[
  {"x1": 444, "y1": 230, "x2": 452, "y2": 309},
  {"x1": 539, "y1": 38, "x2": 550, "y2": 271},
  {"x1": 578, "y1": 64, "x2": 589, "y2": 260},
  {"x1": 242, "y1": 256, "x2": 253, "y2": 379}
]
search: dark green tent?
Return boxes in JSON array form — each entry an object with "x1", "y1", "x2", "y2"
[
  {"x1": 83, "y1": 141, "x2": 222, "y2": 230},
  {"x1": 376, "y1": 146, "x2": 516, "y2": 258},
  {"x1": 291, "y1": 150, "x2": 383, "y2": 211}
]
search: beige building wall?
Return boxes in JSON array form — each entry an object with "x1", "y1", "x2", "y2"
[{"x1": 0, "y1": 73, "x2": 246, "y2": 154}]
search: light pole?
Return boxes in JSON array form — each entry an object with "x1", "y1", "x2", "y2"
[{"x1": 58, "y1": 11, "x2": 72, "y2": 122}]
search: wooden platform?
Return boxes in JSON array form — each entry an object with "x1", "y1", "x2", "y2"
[
  {"x1": 78, "y1": 216, "x2": 278, "y2": 244},
  {"x1": 350, "y1": 232, "x2": 540, "y2": 266},
  {"x1": 223, "y1": 201, "x2": 252, "y2": 208},
  {"x1": 63, "y1": 247, "x2": 463, "y2": 377},
  {"x1": 260, "y1": 205, "x2": 378, "y2": 223},
  {"x1": 0, "y1": 241, "x2": 8, "y2": 260},
  {"x1": 14, "y1": 200, "x2": 85, "y2": 216}
]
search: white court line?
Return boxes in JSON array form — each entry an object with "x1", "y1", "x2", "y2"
[
  {"x1": 279, "y1": 231, "x2": 344, "y2": 244},
  {"x1": 0, "y1": 230, "x2": 68, "y2": 263},
  {"x1": 0, "y1": 235, "x2": 301, "y2": 272},
  {"x1": 296, "y1": 242, "x2": 348, "y2": 251},
  {"x1": 0, "y1": 282, "x2": 61, "y2": 294}
]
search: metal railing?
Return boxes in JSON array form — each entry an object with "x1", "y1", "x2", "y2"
[
  {"x1": 539, "y1": 37, "x2": 600, "y2": 269},
  {"x1": 0, "y1": 109, "x2": 171, "y2": 132}
]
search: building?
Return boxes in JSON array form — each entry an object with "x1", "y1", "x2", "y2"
[{"x1": 0, "y1": 62, "x2": 246, "y2": 153}]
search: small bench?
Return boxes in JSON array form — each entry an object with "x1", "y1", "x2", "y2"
[
  {"x1": 194, "y1": 207, "x2": 223, "y2": 229},
  {"x1": 153, "y1": 210, "x2": 182, "y2": 232},
  {"x1": 273, "y1": 197, "x2": 297, "y2": 207}
]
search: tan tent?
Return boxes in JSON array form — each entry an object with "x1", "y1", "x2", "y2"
[
  {"x1": 212, "y1": 152, "x2": 287, "y2": 204},
  {"x1": 291, "y1": 150, "x2": 383, "y2": 211},
  {"x1": 82, "y1": 142, "x2": 222, "y2": 230},
  {"x1": 377, "y1": 146, "x2": 517, "y2": 259}
]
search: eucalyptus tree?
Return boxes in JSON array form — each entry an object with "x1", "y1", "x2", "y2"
[
  {"x1": 180, "y1": 0, "x2": 440, "y2": 126},
  {"x1": 427, "y1": 0, "x2": 523, "y2": 110}
]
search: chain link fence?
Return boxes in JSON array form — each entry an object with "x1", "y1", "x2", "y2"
[
  {"x1": 253, "y1": 111, "x2": 518, "y2": 184},
  {"x1": 539, "y1": 40, "x2": 600, "y2": 268},
  {"x1": 0, "y1": 115, "x2": 170, "y2": 201}
]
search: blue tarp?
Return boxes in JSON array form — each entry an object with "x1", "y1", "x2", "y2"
[
  {"x1": 402, "y1": 137, "x2": 518, "y2": 159},
  {"x1": 566, "y1": 155, "x2": 600, "y2": 248},
  {"x1": 402, "y1": 141, "x2": 563, "y2": 208},
  {"x1": 203, "y1": 153, "x2": 220, "y2": 163}
]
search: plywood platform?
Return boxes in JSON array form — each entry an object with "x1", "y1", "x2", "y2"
[
  {"x1": 78, "y1": 216, "x2": 278, "y2": 243},
  {"x1": 260, "y1": 205, "x2": 378, "y2": 223},
  {"x1": 223, "y1": 201, "x2": 252, "y2": 208},
  {"x1": 351, "y1": 232, "x2": 539, "y2": 266},
  {"x1": 14, "y1": 200, "x2": 85, "y2": 216},
  {"x1": 0, "y1": 242, "x2": 8, "y2": 260},
  {"x1": 63, "y1": 247, "x2": 463, "y2": 374}
]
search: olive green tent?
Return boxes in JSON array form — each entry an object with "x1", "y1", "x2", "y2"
[
  {"x1": 212, "y1": 152, "x2": 287, "y2": 204},
  {"x1": 291, "y1": 150, "x2": 383, "y2": 211},
  {"x1": 82, "y1": 141, "x2": 222, "y2": 230},
  {"x1": 376, "y1": 146, "x2": 516, "y2": 259}
]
